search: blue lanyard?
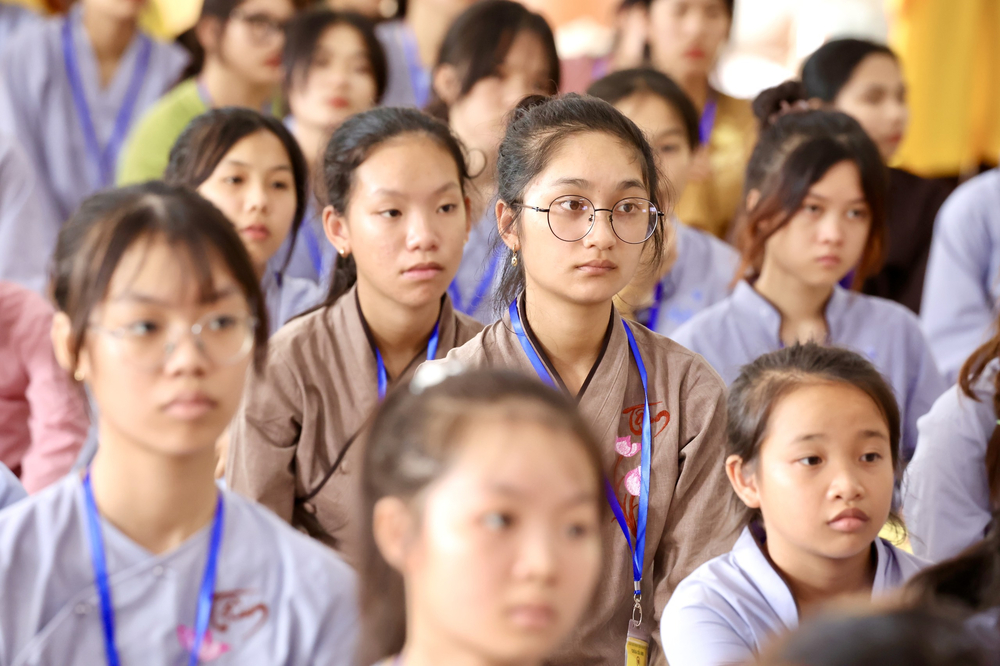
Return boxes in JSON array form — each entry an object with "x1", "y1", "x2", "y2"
[
  {"x1": 398, "y1": 25, "x2": 430, "y2": 108},
  {"x1": 82, "y1": 469, "x2": 225, "y2": 666},
  {"x1": 303, "y1": 223, "x2": 326, "y2": 279},
  {"x1": 699, "y1": 98, "x2": 718, "y2": 146},
  {"x1": 643, "y1": 281, "x2": 666, "y2": 331},
  {"x1": 61, "y1": 17, "x2": 151, "y2": 189},
  {"x1": 509, "y1": 298, "x2": 651, "y2": 600},
  {"x1": 375, "y1": 321, "x2": 440, "y2": 401},
  {"x1": 450, "y1": 250, "x2": 501, "y2": 317}
]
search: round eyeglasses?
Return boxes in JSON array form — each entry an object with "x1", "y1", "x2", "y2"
[
  {"x1": 524, "y1": 195, "x2": 662, "y2": 244},
  {"x1": 90, "y1": 312, "x2": 258, "y2": 372}
]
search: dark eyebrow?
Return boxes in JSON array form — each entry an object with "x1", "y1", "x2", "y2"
[
  {"x1": 113, "y1": 284, "x2": 242, "y2": 306},
  {"x1": 222, "y1": 159, "x2": 292, "y2": 173},
  {"x1": 487, "y1": 483, "x2": 598, "y2": 508},
  {"x1": 371, "y1": 182, "x2": 461, "y2": 198},
  {"x1": 549, "y1": 177, "x2": 647, "y2": 193},
  {"x1": 803, "y1": 193, "x2": 869, "y2": 205}
]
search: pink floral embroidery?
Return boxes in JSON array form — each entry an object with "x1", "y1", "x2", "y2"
[
  {"x1": 624, "y1": 467, "x2": 642, "y2": 497},
  {"x1": 177, "y1": 626, "x2": 231, "y2": 661},
  {"x1": 615, "y1": 436, "x2": 640, "y2": 458}
]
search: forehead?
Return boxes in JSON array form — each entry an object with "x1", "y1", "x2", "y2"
[
  {"x1": 317, "y1": 23, "x2": 367, "y2": 55},
  {"x1": 501, "y1": 29, "x2": 551, "y2": 72},
  {"x1": 806, "y1": 160, "x2": 864, "y2": 198},
  {"x1": 216, "y1": 130, "x2": 291, "y2": 169},
  {"x1": 614, "y1": 92, "x2": 686, "y2": 136},
  {"x1": 528, "y1": 131, "x2": 646, "y2": 194},
  {"x1": 846, "y1": 53, "x2": 902, "y2": 86},
  {"x1": 354, "y1": 134, "x2": 461, "y2": 194},
  {"x1": 104, "y1": 234, "x2": 242, "y2": 307},
  {"x1": 765, "y1": 382, "x2": 887, "y2": 436},
  {"x1": 236, "y1": 0, "x2": 294, "y2": 17}
]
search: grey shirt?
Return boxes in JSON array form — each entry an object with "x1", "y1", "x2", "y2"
[{"x1": 0, "y1": 475, "x2": 359, "y2": 665}]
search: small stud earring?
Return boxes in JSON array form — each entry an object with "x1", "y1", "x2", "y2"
[{"x1": 74, "y1": 369, "x2": 84, "y2": 382}]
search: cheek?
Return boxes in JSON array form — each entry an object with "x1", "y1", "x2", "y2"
[{"x1": 758, "y1": 466, "x2": 820, "y2": 520}]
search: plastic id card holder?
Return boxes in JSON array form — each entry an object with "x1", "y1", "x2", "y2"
[{"x1": 625, "y1": 619, "x2": 650, "y2": 666}]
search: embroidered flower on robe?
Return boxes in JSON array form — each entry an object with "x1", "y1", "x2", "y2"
[
  {"x1": 624, "y1": 467, "x2": 642, "y2": 497},
  {"x1": 177, "y1": 626, "x2": 231, "y2": 661},
  {"x1": 615, "y1": 436, "x2": 640, "y2": 458}
]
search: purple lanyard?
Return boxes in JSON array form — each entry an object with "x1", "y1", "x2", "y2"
[
  {"x1": 398, "y1": 25, "x2": 430, "y2": 108},
  {"x1": 699, "y1": 98, "x2": 718, "y2": 146},
  {"x1": 61, "y1": 17, "x2": 151, "y2": 189}
]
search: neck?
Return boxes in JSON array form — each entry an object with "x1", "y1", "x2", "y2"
[
  {"x1": 406, "y1": 1, "x2": 459, "y2": 69},
  {"x1": 200, "y1": 58, "x2": 274, "y2": 110},
  {"x1": 81, "y1": 6, "x2": 137, "y2": 87},
  {"x1": 763, "y1": 529, "x2": 876, "y2": 615},
  {"x1": 523, "y1": 286, "x2": 611, "y2": 395},
  {"x1": 88, "y1": 425, "x2": 219, "y2": 555},
  {"x1": 680, "y1": 75, "x2": 710, "y2": 111},
  {"x1": 753, "y1": 264, "x2": 833, "y2": 346},
  {"x1": 357, "y1": 280, "x2": 441, "y2": 379},
  {"x1": 292, "y1": 121, "x2": 329, "y2": 174}
]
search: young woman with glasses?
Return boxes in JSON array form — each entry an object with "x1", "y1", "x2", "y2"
[
  {"x1": 427, "y1": 93, "x2": 743, "y2": 665},
  {"x1": 0, "y1": 183, "x2": 359, "y2": 664},
  {"x1": 118, "y1": 0, "x2": 295, "y2": 185}
]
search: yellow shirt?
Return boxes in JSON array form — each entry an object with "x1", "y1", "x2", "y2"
[
  {"x1": 676, "y1": 92, "x2": 757, "y2": 239},
  {"x1": 9, "y1": 0, "x2": 200, "y2": 39}
]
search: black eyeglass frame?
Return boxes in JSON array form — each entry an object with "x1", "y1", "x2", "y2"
[{"x1": 521, "y1": 195, "x2": 664, "y2": 244}]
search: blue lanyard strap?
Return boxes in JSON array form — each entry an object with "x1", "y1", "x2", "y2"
[
  {"x1": 398, "y1": 25, "x2": 430, "y2": 108},
  {"x1": 376, "y1": 321, "x2": 440, "y2": 401},
  {"x1": 82, "y1": 469, "x2": 225, "y2": 666},
  {"x1": 509, "y1": 298, "x2": 651, "y2": 596},
  {"x1": 61, "y1": 17, "x2": 151, "y2": 189},
  {"x1": 449, "y1": 249, "x2": 501, "y2": 317},
  {"x1": 699, "y1": 98, "x2": 718, "y2": 146},
  {"x1": 643, "y1": 281, "x2": 666, "y2": 330}
]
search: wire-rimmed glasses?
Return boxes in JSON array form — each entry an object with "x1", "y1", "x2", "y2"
[{"x1": 524, "y1": 195, "x2": 662, "y2": 244}]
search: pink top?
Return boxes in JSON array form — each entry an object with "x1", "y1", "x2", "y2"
[{"x1": 0, "y1": 281, "x2": 88, "y2": 492}]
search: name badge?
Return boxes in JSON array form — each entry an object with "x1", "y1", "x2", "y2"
[{"x1": 625, "y1": 618, "x2": 650, "y2": 666}]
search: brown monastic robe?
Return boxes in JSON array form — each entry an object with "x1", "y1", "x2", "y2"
[
  {"x1": 226, "y1": 286, "x2": 484, "y2": 562},
  {"x1": 431, "y1": 295, "x2": 743, "y2": 666}
]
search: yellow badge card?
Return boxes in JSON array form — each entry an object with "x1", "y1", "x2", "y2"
[{"x1": 625, "y1": 635, "x2": 648, "y2": 666}]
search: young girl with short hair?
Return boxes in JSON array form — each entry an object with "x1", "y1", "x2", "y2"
[
  {"x1": 164, "y1": 106, "x2": 318, "y2": 334},
  {"x1": 672, "y1": 84, "x2": 947, "y2": 460},
  {"x1": 662, "y1": 343, "x2": 926, "y2": 666},
  {"x1": 359, "y1": 368, "x2": 605, "y2": 666},
  {"x1": 431, "y1": 93, "x2": 742, "y2": 665},
  {"x1": 0, "y1": 182, "x2": 358, "y2": 664},
  {"x1": 226, "y1": 107, "x2": 484, "y2": 557},
  {"x1": 588, "y1": 67, "x2": 739, "y2": 335}
]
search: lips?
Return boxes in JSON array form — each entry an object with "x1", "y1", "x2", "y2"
[
  {"x1": 162, "y1": 392, "x2": 218, "y2": 421},
  {"x1": 328, "y1": 97, "x2": 350, "y2": 109},
  {"x1": 577, "y1": 259, "x2": 618, "y2": 275},
  {"x1": 507, "y1": 603, "x2": 557, "y2": 630},
  {"x1": 815, "y1": 255, "x2": 842, "y2": 268},
  {"x1": 239, "y1": 225, "x2": 271, "y2": 242},
  {"x1": 402, "y1": 262, "x2": 444, "y2": 281},
  {"x1": 684, "y1": 48, "x2": 706, "y2": 59},
  {"x1": 828, "y1": 507, "x2": 870, "y2": 533}
]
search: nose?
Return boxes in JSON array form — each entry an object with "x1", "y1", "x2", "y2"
[
  {"x1": 162, "y1": 327, "x2": 209, "y2": 376},
  {"x1": 512, "y1": 526, "x2": 558, "y2": 584},
  {"x1": 404, "y1": 209, "x2": 441, "y2": 252},
  {"x1": 582, "y1": 208, "x2": 618, "y2": 250},
  {"x1": 244, "y1": 179, "x2": 269, "y2": 213},
  {"x1": 816, "y1": 214, "x2": 846, "y2": 245},
  {"x1": 826, "y1": 460, "x2": 866, "y2": 503}
]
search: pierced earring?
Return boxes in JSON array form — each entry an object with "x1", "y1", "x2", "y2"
[
  {"x1": 511, "y1": 253, "x2": 518, "y2": 267},
  {"x1": 73, "y1": 369, "x2": 84, "y2": 382}
]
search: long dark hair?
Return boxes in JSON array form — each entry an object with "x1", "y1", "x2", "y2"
[
  {"x1": 49, "y1": 182, "x2": 268, "y2": 372},
  {"x1": 426, "y1": 0, "x2": 560, "y2": 118},
  {"x1": 727, "y1": 342, "x2": 902, "y2": 527},
  {"x1": 957, "y1": 327, "x2": 1000, "y2": 507},
  {"x1": 358, "y1": 368, "x2": 605, "y2": 663},
  {"x1": 283, "y1": 8, "x2": 388, "y2": 105},
  {"x1": 164, "y1": 107, "x2": 309, "y2": 274},
  {"x1": 177, "y1": 0, "x2": 251, "y2": 81},
  {"x1": 801, "y1": 38, "x2": 897, "y2": 103},
  {"x1": 492, "y1": 93, "x2": 665, "y2": 314},
  {"x1": 737, "y1": 82, "x2": 888, "y2": 289},
  {"x1": 317, "y1": 107, "x2": 471, "y2": 308}
]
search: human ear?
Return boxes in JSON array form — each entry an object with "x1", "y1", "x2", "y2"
[
  {"x1": 195, "y1": 16, "x2": 223, "y2": 56},
  {"x1": 372, "y1": 496, "x2": 418, "y2": 572},
  {"x1": 463, "y1": 195, "x2": 472, "y2": 243},
  {"x1": 432, "y1": 64, "x2": 462, "y2": 108},
  {"x1": 322, "y1": 205, "x2": 352, "y2": 257},
  {"x1": 725, "y1": 454, "x2": 761, "y2": 509},
  {"x1": 745, "y1": 188, "x2": 761, "y2": 213},
  {"x1": 496, "y1": 200, "x2": 520, "y2": 253}
]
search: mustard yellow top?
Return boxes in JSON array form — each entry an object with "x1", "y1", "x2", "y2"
[
  {"x1": 676, "y1": 92, "x2": 757, "y2": 239},
  {"x1": 8, "y1": 0, "x2": 200, "y2": 39}
]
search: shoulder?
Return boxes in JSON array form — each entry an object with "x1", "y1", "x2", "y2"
[
  {"x1": 129, "y1": 79, "x2": 201, "y2": 138},
  {"x1": 845, "y1": 291, "x2": 924, "y2": 333},
  {"x1": 260, "y1": 305, "x2": 337, "y2": 374},
  {"x1": 671, "y1": 295, "x2": 737, "y2": 345},
  {"x1": 936, "y1": 169, "x2": 1000, "y2": 227},
  {"x1": 878, "y1": 538, "x2": 929, "y2": 585},
  {"x1": 222, "y1": 490, "x2": 357, "y2": 597},
  {"x1": 440, "y1": 319, "x2": 503, "y2": 368},
  {"x1": 631, "y1": 323, "x2": 725, "y2": 390},
  {"x1": 0, "y1": 476, "x2": 80, "y2": 558},
  {"x1": 454, "y1": 311, "x2": 486, "y2": 344}
]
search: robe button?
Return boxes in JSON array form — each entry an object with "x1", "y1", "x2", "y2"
[
  {"x1": 74, "y1": 602, "x2": 89, "y2": 615},
  {"x1": 153, "y1": 565, "x2": 165, "y2": 577}
]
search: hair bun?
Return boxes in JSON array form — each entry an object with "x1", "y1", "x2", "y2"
[
  {"x1": 511, "y1": 94, "x2": 552, "y2": 122},
  {"x1": 752, "y1": 80, "x2": 810, "y2": 130}
]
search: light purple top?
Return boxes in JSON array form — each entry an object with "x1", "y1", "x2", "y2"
[
  {"x1": 903, "y1": 362, "x2": 997, "y2": 562},
  {"x1": 661, "y1": 524, "x2": 927, "y2": 666},
  {"x1": 0, "y1": 462, "x2": 26, "y2": 511},
  {"x1": 649, "y1": 221, "x2": 739, "y2": 335},
  {"x1": 672, "y1": 281, "x2": 948, "y2": 459},
  {"x1": 0, "y1": 6, "x2": 188, "y2": 222},
  {"x1": 374, "y1": 20, "x2": 425, "y2": 109},
  {"x1": 921, "y1": 169, "x2": 1000, "y2": 384}
]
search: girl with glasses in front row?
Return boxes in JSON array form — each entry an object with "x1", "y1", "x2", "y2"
[
  {"x1": 429, "y1": 93, "x2": 743, "y2": 665},
  {"x1": 0, "y1": 183, "x2": 359, "y2": 665},
  {"x1": 118, "y1": 0, "x2": 296, "y2": 185}
]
